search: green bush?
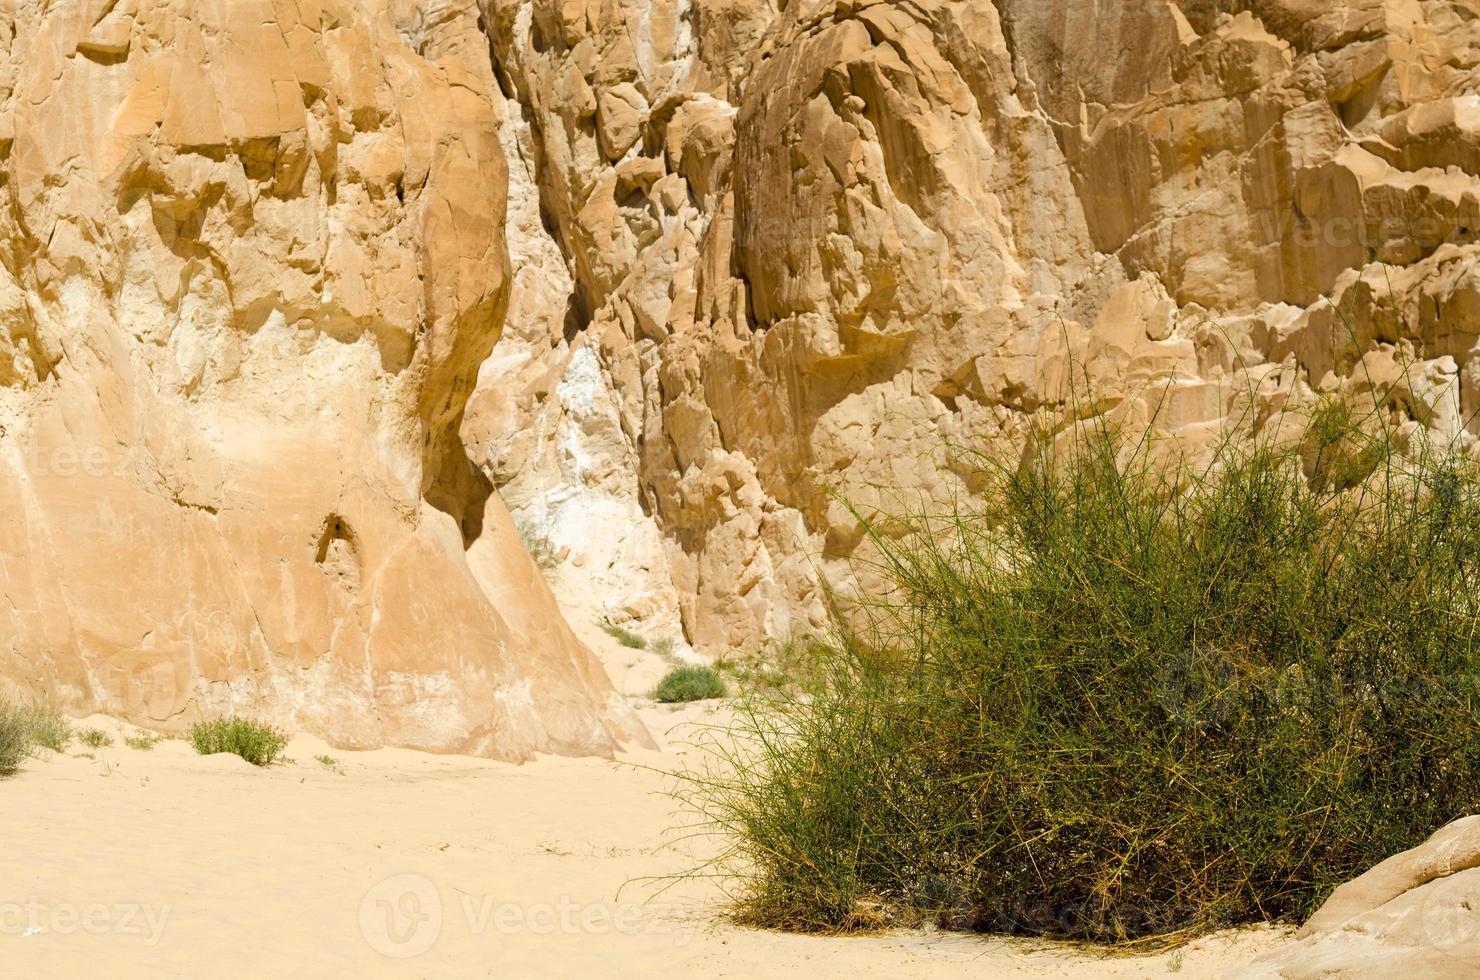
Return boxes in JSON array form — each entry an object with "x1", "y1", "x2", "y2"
[
  {"x1": 517, "y1": 520, "x2": 561, "y2": 570},
  {"x1": 124, "y1": 732, "x2": 164, "y2": 751},
  {"x1": 686, "y1": 405, "x2": 1480, "y2": 942},
  {"x1": 19, "y1": 701, "x2": 70, "y2": 753},
  {"x1": 189, "y1": 717, "x2": 288, "y2": 767},
  {"x1": 79, "y1": 727, "x2": 113, "y2": 749},
  {"x1": 655, "y1": 665, "x2": 728, "y2": 703},
  {"x1": 602, "y1": 623, "x2": 647, "y2": 649},
  {"x1": 0, "y1": 699, "x2": 79, "y2": 774},
  {"x1": 716, "y1": 637, "x2": 835, "y2": 696},
  {"x1": 0, "y1": 701, "x2": 30, "y2": 776}
]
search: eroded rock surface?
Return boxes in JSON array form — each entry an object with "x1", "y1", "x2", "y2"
[
  {"x1": 5, "y1": 0, "x2": 1480, "y2": 753},
  {"x1": 466, "y1": 0, "x2": 1480, "y2": 655},
  {"x1": 0, "y1": 0, "x2": 648, "y2": 759},
  {"x1": 1241, "y1": 816, "x2": 1480, "y2": 977}
]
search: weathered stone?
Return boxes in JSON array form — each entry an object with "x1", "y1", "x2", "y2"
[
  {"x1": 1240, "y1": 816, "x2": 1480, "y2": 977},
  {"x1": 469, "y1": 0, "x2": 1480, "y2": 662},
  {"x1": 0, "y1": 0, "x2": 649, "y2": 760},
  {"x1": 597, "y1": 82, "x2": 646, "y2": 161}
]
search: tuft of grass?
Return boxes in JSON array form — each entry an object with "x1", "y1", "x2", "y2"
[
  {"x1": 0, "y1": 701, "x2": 30, "y2": 776},
  {"x1": 188, "y1": 717, "x2": 288, "y2": 767},
  {"x1": 602, "y1": 623, "x2": 647, "y2": 650},
  {"x1": 654, "y1": 665, "x2": 728, "y2": 703},
  {"x1": 683, "y1": 395, "x2": 1480, "y2": 943},
  {"x1": 19, "y1": 701, "x2": 70, "y2": 753},
  {"x1": 314, "y1": 753, "x2": 344, "y2": 774},
  {"x1": 716, "y1": 637, "x2": 834, "y2": 696},
  {"x1": 652, "y1": 636, "x2": 678, "y2": 660},
  {"x1": 125, "y1": 732, "x2": 164, "y2": 751},
  {"x1": 78, "y1": 727, "x2": 113, "y2": 749},
  {"x1": 0, "y1": 699, "x2": 82, "y2": 774},
  {"x1": 517, "y1": 520, "x2": 561, "y2": 570}
]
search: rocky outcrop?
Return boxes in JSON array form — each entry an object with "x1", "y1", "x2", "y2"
[
  {"x1": 3, "y1": 0, "x2": 1479, "y2": 752},
  {"x1": 466, "y1": 0, "x2": 1480, "y2": 655},
  {"x1": 1241, "y1": 816, "x2": 1480, "y2": 977},
  {"x1": 0, "y1": 0, "x2": 648, "y2": 760}
]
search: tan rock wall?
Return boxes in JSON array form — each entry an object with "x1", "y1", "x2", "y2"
[
  {"x1": 0, "y1": 0, "x2": 648, "y2": 759},
  {"x1": 5, "y1": 0, "x2": 1478, "y2": 749},
  {"x1": 466, "y1": 0, "x2": 1480, "y2": 655}
]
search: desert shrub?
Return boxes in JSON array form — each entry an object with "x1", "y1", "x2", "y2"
[
  {"x1": 655, "y1": 665, "x2": 728, "y2": 703},
  {"x1": 189, "y1": 717, "x2": 288, "y2": 767},
  {"x1": 0, "y1": 702, "x2": 30, "y2": 776},
  {"x1": 652, "y1": 636, "x2": 679, "y2": 660},
  {"x1": 517, "y1": 520, "x2": 561, "y2": 570},
  {"x1": 79, "y1": 727, "x2": 113, "y2": 749},
  {"x1": 0, "y1": 699, "x2": 81, "y2": 773},
  {"x1": 124, "y1": 732, "x2": 163, "y2": 751},
  {"x1": 716, "y1": 637, "x2": 836, "y2": 696},
  {"x1": 19, "y1": 702, "x2": 70, "y2": 753},
  {"x1": 686, "y1": 405, "x2": 1480, "y2": 943},
  {"x1": 602, "y1": 623, "x2": 647, "y2": 649}
]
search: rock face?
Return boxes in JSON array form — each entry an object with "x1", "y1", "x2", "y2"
[
  {"x1": 0, "y1": 0, "x2": 648, "y2": 759},
  {"x1": 465, "y1": 0, "x2": 1480, "y2": 655},
  {"x1": 4, "y1": 1, "x2": 1480, "y2": 751},
  {"x1": 463, "y1": 1, "x2": 1480, "y2": 962},
  {"x1": 1241, "y1": 816, "x2": 1480, "y2": 977}
]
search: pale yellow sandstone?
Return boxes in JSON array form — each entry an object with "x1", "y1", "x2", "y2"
[
  {"x1": 0, "y1": 0, "x2": 649, "y2": 760},
  {"x1": 469, "y1": 0, "x2": 1480, "y2": 661}
]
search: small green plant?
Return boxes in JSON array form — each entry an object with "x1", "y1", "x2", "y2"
[
  {"x1": 79, "y1": 727, "x2": 113, "y2": 749},
  {"x1": 0, "y1": 701, "x2": 30, "y2": 776},
  {"x1": 654, "y1": 665, "x2": 728, "y2": 703},
  {"x1": 19, "y1": 701, "x2": 70, "y2": 753},
  {"x1": 651, "y1": 636, "x2": 678, "y2": 660},
  {"x1": 517, "y1": 520, "x2": 562, "y2": 570},
  {"x1": 188, "y1": 717, "x2": 289, "y2": 767},
  {"x1": 314, "y1": 753, "x2": 344, "y2": 774},
  {"x1": 716, "y1": 638, "x2": 834, "y2": 695},
  {"x1": 715, "y1": 657, "x2": 793, "y2": 694},
  {"x1": 602, "y1": 622, "x2": 647, "y2": 649},
  {"x1": 125, "y1": 732, "x2": 164, "y2": 751}
]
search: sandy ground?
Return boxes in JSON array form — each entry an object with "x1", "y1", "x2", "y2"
[{"x1": 0, "y1": 619, "x2": 1293, "y2": 977}]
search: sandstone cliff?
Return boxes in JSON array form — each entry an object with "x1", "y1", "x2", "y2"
[
  {"x1": 468, "y1": 0, "x2": 1480, "y2": 655},
  {"x1": 0, "y1": 0, "x2": 648, "y2": 759},
  {"x1": 3, "y1": 0, "x2": 1479, "y2": 754}
]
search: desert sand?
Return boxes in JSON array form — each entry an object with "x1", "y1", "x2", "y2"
[
  {"x1": 0, "y1": 719, "x2": 1290, "y2": 978},
  {"x1": 0, "y1": 620, "x2": 1292, "y2": 978}
]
